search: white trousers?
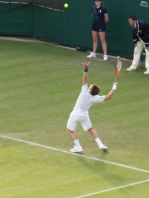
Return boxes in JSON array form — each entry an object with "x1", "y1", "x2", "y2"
[
  {"x1": 131, "y1": 41, "x2": 144, "y2": 68},
  {"x1": 132, "y1": 41, "x2": 149, "y2": 70},
  {"x1": 145, "y1": 47, "x2": 149, "y2": 70}
]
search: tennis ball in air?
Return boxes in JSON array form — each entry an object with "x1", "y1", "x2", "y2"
[{"x1": 64, "y1": 3, "x2": 69, "y2": 8}]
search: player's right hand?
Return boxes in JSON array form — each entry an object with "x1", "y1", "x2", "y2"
[
  {"x1": 82, "y1": 62, "x2": 90, "y2": 67},
  {"x1": 112, "y1": 81, "x2": 118, "y2": 91}
]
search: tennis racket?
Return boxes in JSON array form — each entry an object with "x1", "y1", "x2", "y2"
[{"x1": 115, "y1": 56, "x2": 122, "y2": 82}]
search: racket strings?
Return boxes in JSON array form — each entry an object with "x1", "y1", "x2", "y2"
[
  {"x1": 116, "y1": 58, "x2": 122, "y2": 72},
  {"x1": 115, "y1": 57, "x2": 122, "y2": 79}
]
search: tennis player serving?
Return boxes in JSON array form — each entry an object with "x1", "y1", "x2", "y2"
[{"x1": 67, "y1": 59, "x2": 121, "y2": 153}]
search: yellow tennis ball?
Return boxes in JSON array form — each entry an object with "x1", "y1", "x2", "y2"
[{"x1": 64, "y1": 3, "x2": 69, "y2": 8}]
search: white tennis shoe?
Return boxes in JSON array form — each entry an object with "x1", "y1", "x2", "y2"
[
  {"x1": 127, "y1": 65, "x2": 137, "y2": 71},
  {"x1": 103, "y1": 55, "x2": 108, "y2": 61},
  {"x1": 144, "y1": 70, "x2": 149, "y2": 74},
  {"x1": 100, "y1": 144, "x2": 108, "y2": 151},
  {"x1": 70, "y1": 145, "x2": 83, "y2": 153},
  {"x1": 87, "y1": 52, "x2": 96, "y2": 58}
]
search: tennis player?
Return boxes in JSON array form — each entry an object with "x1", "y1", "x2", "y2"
[
  {"x1": 87, "y1": 0, "x2": 109, "y2": 61},
  {"x1": 127, "y1": 16, "x2": 149, "y2": 74},
  {"x1": 67, "y1": 62, "x2": 118, "y2": 153}
]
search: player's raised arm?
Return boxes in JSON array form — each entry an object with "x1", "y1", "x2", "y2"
[
  {"x1": 105, "y1": 57, "x2": 122, "y2": 100},
  {"x1": 105, "y1": 81, "x2": 118, "y2": 101},
  {"x1": 82, "y1": 62, "x2": 90, "y2": 85}
]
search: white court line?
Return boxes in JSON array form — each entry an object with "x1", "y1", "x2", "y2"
[
  {"x1": 0, "y1": 134, "x2": 149, "y2": 174},
  {"x1": 75, "y1": 179, "x2": 149, "y2": 198}
]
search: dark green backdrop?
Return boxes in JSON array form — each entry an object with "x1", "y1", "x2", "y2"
[{"x1": 0, "y1": 0, "x2": 149, "y2": 58}]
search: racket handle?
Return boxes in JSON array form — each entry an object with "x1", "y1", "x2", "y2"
[
  {"x1": 115, "y1": 78, "x2": 118, "y2": 83},
  {"x1": 116, "y1": 69, "x2": 119, "y2": 78}
]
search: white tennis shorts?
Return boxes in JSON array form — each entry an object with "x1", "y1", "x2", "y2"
[{"x1": 67, "y1": 111, "x2": 92, "y2": 131}]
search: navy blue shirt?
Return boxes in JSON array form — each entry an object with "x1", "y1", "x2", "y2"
[
  {"x1": 92, "y1": 6, "x2": 108, "y2": 27},
  {"x1": 131, "y1": 20, "x2": 149, "y2": 45}
]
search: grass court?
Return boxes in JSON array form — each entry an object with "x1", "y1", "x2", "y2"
[{"x1": 0, "y1": 40, "x2": 148, "y2": 198}]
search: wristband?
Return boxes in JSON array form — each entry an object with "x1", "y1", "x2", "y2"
[
  {"x1": 112, "y1": 84, "x2": 117, "y2": 91},
  {"x1": 84, "y1": 67, "x2": 88, "y2": 72}
]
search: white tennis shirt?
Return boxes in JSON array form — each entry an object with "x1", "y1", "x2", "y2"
[{"x1": 73, "y1": 84, "x2": 105, "y2": 114}]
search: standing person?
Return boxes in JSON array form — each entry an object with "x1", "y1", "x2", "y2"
[
  {"x1": 127, "y1": 16, "x2": 149, "y2": 74},
  {"x1": 87, "y1": 0, "x2": 109, "y2": 61},
  {"x1": 67, "y1": 62, "x2": 118, "y2": 153}
]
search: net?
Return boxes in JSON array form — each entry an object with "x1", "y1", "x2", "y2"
[{"x1": 0, "y1": 0, "x2": 64, "y2": 10}]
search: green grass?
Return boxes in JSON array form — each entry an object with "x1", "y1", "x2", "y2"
[{"x1": 0, "y1": 40, "x2": 148, "y2": 198}]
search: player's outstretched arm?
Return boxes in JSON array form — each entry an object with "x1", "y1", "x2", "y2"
[
  {"x1": 82, "y1": 62, "x2": 90, "y2": 85},
  {"x1": 105, "y1": 81, "x2": 118, "y2": 101}
]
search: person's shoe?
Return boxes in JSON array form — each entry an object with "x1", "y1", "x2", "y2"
[
  {"x1": 127, "y1": 65, "x2": 137, "y2": 71},
  {"x1": 144, "y1": 70, "x2": 149, "y2": 74},
  {"x1": 87, "y1": 52, "x2": 96, "y2": 58},
  {"x1": 103, "y1": 55, "x2": 108, "y2": 61},
  {"x1": 100, "y1": 144, "x2": 108, "y2": 151},
  {"x1": 70, "y1": 145, "x2": 83, "y2": 153}
]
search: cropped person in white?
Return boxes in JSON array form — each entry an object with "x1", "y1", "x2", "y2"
[{"x1": 67, "y1": 62, "x2": 118, "y2": 153}]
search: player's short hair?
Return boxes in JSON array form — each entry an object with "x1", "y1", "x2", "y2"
[
  {"x1": 90, "y1": 84, "x2": 100, "y2": 96},
  {"x1": 128, "y1": 15, "x2": 137, "y2": 21}
]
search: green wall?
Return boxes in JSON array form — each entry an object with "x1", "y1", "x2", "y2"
[
  {"x1": 0, "y1": 1, "x2": 149, "y2": 58},
  {"x1": 0, "y1": 3, "x2": 33, "y2": 36},
  {"x1": 33, "y1": 5, "x2": 64, "y2": 44}
]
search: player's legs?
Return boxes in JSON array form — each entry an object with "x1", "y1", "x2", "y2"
[
  {"x1": 144, "y1": 46, "x2": 149, "y2": 74},
  {"x1": 67, "y1": 129, "x2": 83, "y2": 153},
  {"x1": 88, "y1": 128, "x2": 108, "y2": 151},
  {"x1": 87, "y1": 31, "x2": 98, "y2": 58},
  {"x1": 81, "y1": 114, "x2": 108, "y2": 151},
  {"x1": 98, "y1": 31, "x2": 108, "y2": 61},
  {"x1": 68, "y1": 129, "x2": 77, "y2": 141},
  {"x1": 67, "y1": 112, "x2": 83, "y2": 153},
  {"x1": 127, "y1": 41, "x2": 144, "y2": 71}
]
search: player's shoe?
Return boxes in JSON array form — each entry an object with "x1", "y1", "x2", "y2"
[
  {"x1": 127, "y1": 65, "x2": 137, "y2": 71},
  {"x1": 103, "y1": 55, "x2": 108, "y2": 61},
  {"x1": 100, "y1": 144, "x2": 108, "y2": 151},
  {"x1": 70, "y1": 145, "x2": 83, "y2": 153},
  {"x1": 87, "y1": 52, "x2": 96, "y2": 58},
  {"x1": 144, "y1": 69, "x2": 149, "y2": 74}
]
